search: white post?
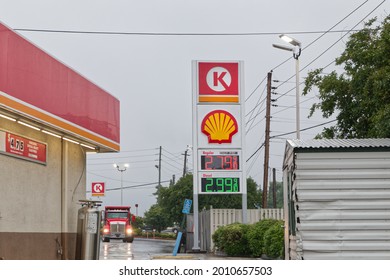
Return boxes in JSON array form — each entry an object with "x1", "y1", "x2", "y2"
[{"x1": 295, "y1": 57, "x2": 300, "y2": 139}]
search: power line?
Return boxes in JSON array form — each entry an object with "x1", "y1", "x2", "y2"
[
  {"x1": 87, "y1": 152, "x2": 157, "y2": 161},
  {"x1": 87, "y1": 171, "x2": 151, "y2": 184},
  {"x1": 246, "y1": 119, "x2": 337, "y2": 163},
  {"x1": 86, "y1": 180, "x2": 171, "y2": 193},
  {"x1": 270, "y1": 119, "x2": 337, "y2": 139},
  {"x1": 161, "y1": 159, "x2": 183, "y2": 171},
  {"x1": 87, "y1": 159, "x2": 156, "y2": 166},
  {"x1": 14, "y1": 28, "x2": 367, "y2": 36}
]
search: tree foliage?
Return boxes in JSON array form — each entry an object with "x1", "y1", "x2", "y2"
[
  {"x1": 303, "y1": 16, "x2": 390, "y2": 138},
  {"x1": 143, "y1": 204, "x2": 170, "y2": 232}
]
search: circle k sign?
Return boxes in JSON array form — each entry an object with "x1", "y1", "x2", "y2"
[
  {"x1": 92, "y1": 182, "x2": 105, "y2": 196},
  {"x1": 198, "y1": 62, "x2": 239, "y2": 103}
]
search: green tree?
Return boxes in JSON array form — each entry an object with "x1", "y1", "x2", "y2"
[
  {"x1": 155, "y1": 174, "x2": 193, "y2": 224},
  {"x1": 143, "y1": 204, "x2": 170, "y2": 232},
  {"x1": 303, "y1": 16, "x2": 390, "y2": 138}
]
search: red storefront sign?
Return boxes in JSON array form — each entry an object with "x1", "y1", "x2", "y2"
[{"x1": 0, "y1": 130, "x2": 47, "y2": 164}]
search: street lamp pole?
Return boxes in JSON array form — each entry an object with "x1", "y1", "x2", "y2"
[
  {"x1": 114, "y1": 163, "x2": 129, "y2": 206},
  {"x1": 273, "y1": 34, "x2": 302, "y2": 139}
]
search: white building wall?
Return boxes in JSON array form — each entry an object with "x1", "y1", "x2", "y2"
[{"x1": 0, "y1": 117, "x2": 86, "y2": 259}]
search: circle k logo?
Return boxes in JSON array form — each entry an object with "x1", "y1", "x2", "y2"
[
  {"x1": 206, "y1": 67, "x2": 232, "y2": 92},
  {"x1": 198, "y1": 62, "x2": 239, "y2": 95}
]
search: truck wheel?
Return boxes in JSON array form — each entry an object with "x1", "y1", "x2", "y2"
[{"x1": 103, "y1": 237, "x2": 110, "y2": 242}]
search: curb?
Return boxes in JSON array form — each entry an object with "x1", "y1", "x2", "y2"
[{"x1": 150, "y1": 254, "x2": 197, "y2": 260}]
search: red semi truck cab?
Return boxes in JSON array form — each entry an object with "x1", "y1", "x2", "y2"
[{"x1": 101, "y1": 206, "x2": 134, "y2": 243}]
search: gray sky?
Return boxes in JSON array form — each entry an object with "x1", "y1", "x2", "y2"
[{"x1": 1, "y1": 0, "x2": 389, "y2": 216}]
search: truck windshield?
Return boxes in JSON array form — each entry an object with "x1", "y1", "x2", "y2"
[{"x1": 106, "y1": 212, "x2": 128, "y2": 219}]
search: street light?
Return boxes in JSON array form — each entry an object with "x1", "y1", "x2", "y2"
[
  {"x1": 114, "y1": 163, "x2": 129, "y2": 206},
  {"x1": 273, "y1": 34, "x2": 302, "y2": 139}
]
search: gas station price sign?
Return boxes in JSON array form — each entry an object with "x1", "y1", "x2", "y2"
[
  {"x1": 199, "y1": 172, "x2": 242, "y2": 194},
  {"x1": 199, "y1": 150, "x2": 241, "y2": 171}
]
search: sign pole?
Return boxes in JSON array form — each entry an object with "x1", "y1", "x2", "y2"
[
  {"x1": 192, "y1": 61, "x2": 200, "y2": 251},
  {"x1": 240, "y1": 62, "x2": 248, "y2": 224}
]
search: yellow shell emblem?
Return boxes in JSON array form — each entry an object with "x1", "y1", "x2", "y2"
[{"x1": 201, "y1": 110, "x2": 238, "y2": 144}]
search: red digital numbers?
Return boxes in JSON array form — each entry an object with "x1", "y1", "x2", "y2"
[{"x1": 201, "y1": 155, "x2": 239, "y2": 170}]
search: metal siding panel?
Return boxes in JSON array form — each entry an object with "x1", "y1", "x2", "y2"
[
  {"x1": 297, "y1": 179, "x2": 390, "y2": 190},
  {"x1": 298, "y1": 199, "x2": 390, "y2": 210},
  {"x1": 302, "y1": 240, "x2": 390, "y2": 251},
  {"x1": 295, "y1": 169, "x2": 390, "y2": 180},
  {"x1": 298, "y1": 151, "x2": 390, "y2": 159},
  {"x1": 293, "y1": 150, "x2": 390, "y2": 259},
  {"x1": 289, "y1": 138, "x2": 390, "y2": 149},
  {"x1": 298, "y1": 220, "x2": 390, "y2": 231},
  {"x1": 297, "y1": 158, "x2": 390, "y2": 170},
  {"x1": 298, "y1": 189, "x2": 390, "y2": 200},
  {"x1": 303, "y1": 251, "x2": 390, "y2": 260},
  {"x1": 298, "y1": 209, "x2": 390, "y2": 220},
  {"x1": 300, "y1": 230, "x2": 390, "y2": 240}
]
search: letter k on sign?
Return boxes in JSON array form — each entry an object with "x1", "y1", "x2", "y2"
[{"x1": 213, "y1": 69, "x2": 229, "y2": 89}]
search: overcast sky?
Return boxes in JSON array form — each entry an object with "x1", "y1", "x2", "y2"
[{"x1": 1, "y1": 0, "x2": 389, "y2": 216}]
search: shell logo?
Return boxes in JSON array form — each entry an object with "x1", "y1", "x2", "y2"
[{"x1": 201, "y1": 110, "x2": 238, "y2": 144}]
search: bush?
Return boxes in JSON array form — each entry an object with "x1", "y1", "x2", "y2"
[
  {"x1": 212, "y1": 220, "x2": 284, "y2": 258},
  {"x1": 212, "y1": 223, "x2": 251, "y2": 256},
  {"x1": 247, "y1": 219, "x2": 280, "y2": 257},
  {"x1": 212, "y1": 225, "x2": 227, "y2": 252},
  {"x1": 263, "y1": 220, "x2": 284, "y2": 259}
]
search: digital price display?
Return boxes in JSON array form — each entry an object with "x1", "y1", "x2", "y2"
[
  {"x1": 201, "y1": 154, "x2": 239, "y2": 170},
  {"x1": 199, "y1": 150, "x2": 241, "y2": 171},
  {"x1": 201, "y1": 177, "x2": 240, "y2": 193}
]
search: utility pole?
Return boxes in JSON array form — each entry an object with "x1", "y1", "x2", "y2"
[
  {"x1": 262, "y1": 71, "x2": 272, "y2": 209},
  {"x1": 183, "y1": 149, "x2": 188, "y2": 177},
  {"x1": 272, "y1": 168, "x2": 277, "y2": 208},
  {"x1": 158, "y1": 146, "x2": 162, "y2": 187}
]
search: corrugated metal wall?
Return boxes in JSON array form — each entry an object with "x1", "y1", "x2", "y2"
[{"x1": 293, "y1": 151, "x2": 390, "y2": 259}]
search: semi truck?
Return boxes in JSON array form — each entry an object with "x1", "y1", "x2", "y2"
[{"x1": 101, "y1": 206, "x2": 134, "y2": 243}]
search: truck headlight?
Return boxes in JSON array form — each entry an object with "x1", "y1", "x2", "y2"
[
  {"x1": 103, "y1": 228, "x2": 110, "y2": 234},
  {"x1": 126, "y1": 228, "x2": 133, "y2": 235}
]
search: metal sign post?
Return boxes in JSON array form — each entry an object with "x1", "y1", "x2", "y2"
[
  {"x1": 173, "y1": 199, "x2": 192, "y2": 256},
  {"x1": 192, "y1": 61, "x2": 247, "y2": 251}
]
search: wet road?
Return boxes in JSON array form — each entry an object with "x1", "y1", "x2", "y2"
[{"x1": 99, "y1": 238, "x2": 176, "y2": 260}]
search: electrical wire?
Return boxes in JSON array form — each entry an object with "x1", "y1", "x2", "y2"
[
  {"x1": 86, "y1": 180, "x2": 172, "y2": 193},
  {"x1": 270, "y1": 119, "x2": 337, "y2": 139},
  {"x1": 14, "y1": 28, "x2": 367, "y2": 37}
]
